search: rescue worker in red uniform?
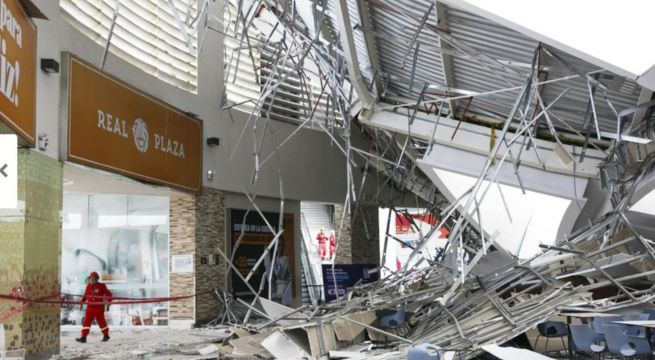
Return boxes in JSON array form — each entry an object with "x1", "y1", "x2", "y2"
[
  {"x1": 316, "y1": 228, "x2": 327, "y2": 261},
  {"x1": 328, "y1": 231, "x2": 336, "y2": 260},
  {"x1": 76, "y1": 272, "x2": 112, "y2": 343}
]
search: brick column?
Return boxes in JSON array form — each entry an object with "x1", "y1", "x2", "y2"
[
  {"x1": 168, "y1": 195, "x2": 196, "y2": 325},
  {"x1": 333, "y1": 204, "x2": 352, "y2": 264},
  {"x1": 0, "y1": 150, "x2": 62, "y2": 357},
  {"x1": 168, "y1": 188, "x2": 227, "y2": 326},
  {"x1": 350, "y1": 204, "x2": 379, "y2": 265},
  {"x1": 194, "y1": 188, "x2": 226, "y2": 324}
]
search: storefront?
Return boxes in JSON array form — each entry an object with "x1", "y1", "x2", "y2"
[
  {"x1": 229, "y1": 209, "x2": 296, "y2": 306},
  {"x1": 59, "y1": 55, "x2": 202, "y2": 327},
  {"x1": 60, "y1": 171, "x2": 173, "y2": 327}
]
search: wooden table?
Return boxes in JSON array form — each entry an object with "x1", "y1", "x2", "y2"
[
  {"x1": 612, "y1": 320, "x2": 655, "y2": 360},
  {"x1": 560, "y1": 312, "x2": 621, "y2": 359}
]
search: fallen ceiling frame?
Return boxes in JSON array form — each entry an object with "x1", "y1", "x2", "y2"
[{"x1": 200, "y1": 0, "x2": 655, "y2": 358}]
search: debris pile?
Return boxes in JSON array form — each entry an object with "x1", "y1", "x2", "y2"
[{"x1": 211, "y1": 152, "x2": 655, "y2": 357}]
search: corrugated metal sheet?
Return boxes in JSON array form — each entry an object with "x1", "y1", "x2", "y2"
[
  {"x1": 224, "y1": 3, "x2": 261, "y2": 114},
  {"x1": 445, "y1": 5, "x2": 534, "y2": 120},
  {"x1": 225, "y1": 0, "x2": 644, "y2": 135},
  {"x1": 319, "y1": 0, "x2": 644, "y2": 133},
  {"x1": 347, "y1": 0, "x2": 374, "y2": 82},
  {"x1": 62, "y1": 0, "x2": 199, "y2": 92},
  {"x1": 224, "y1": 2, "x2": 334, "y2": 126},
  {"x1": 323, "y1": 0, "x2": 375, "y2": 86},
  {"x1": 540, "y1": 48, "x2": 642, "y2": 132},
  {"x1": 368, "y1": 0, "x2": 446, "y2": 98}
]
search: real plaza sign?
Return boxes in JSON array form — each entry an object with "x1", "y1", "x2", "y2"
[
  {"x1": 0, "y1": 0, "x2": 36, "y2": 145},
  {"x1": 65, "y1": 56, "x2": 202, "y2": 193}
]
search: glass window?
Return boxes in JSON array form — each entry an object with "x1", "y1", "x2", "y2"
[{"x1": 61, "y1": 193, "x2": 170, "y2": 327}]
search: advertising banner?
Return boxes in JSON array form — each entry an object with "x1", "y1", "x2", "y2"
[
  {"x1": 380, "y1": 208, "x2": 448, "y2": 278},
  {"x1": 230, "y1": 209, "x2": 295, "y2": 305},
  {"x1": 322, "y1": 264, "x2": 378, "y2": 302}
]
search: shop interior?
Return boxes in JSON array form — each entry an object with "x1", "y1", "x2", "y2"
[{"x1": 60, "y1": 164, "x2": 182, "y2": 328}]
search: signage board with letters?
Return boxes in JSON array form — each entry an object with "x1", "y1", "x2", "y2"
[
  {"x1": 171, "y1": 255, "x2": 193, "y2": 273},
  {"x1": 0, "y1": 0, "x2": 36, "y2": 145},
  {"x1": 230, "y1": 209, "x2": 296, "y2": 301},
  {"x1": 322, "y1": 264, "x2": 378, "y2": 302},
  {"x1": 63, "y1": 56, "x2": 202, "y2": 193}
]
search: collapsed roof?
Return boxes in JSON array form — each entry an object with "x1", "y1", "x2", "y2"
[{"x1": 207, "y1": 0, "x2": 655, "y2": 357}]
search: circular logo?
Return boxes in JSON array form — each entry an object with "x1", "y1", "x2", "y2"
[{"x1": 132, "y1": 118, "x2": 149, "y2": 153}]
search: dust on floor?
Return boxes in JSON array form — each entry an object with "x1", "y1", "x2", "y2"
[{"x1": 52, "y1": 327, "x2": 239, "y2": 360}]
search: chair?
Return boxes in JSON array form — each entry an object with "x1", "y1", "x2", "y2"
[
  {"x1": 592, "y1": 316, "x2": 625, "y2": 336},
  {"x1": 604, "y1": 325, "x2": 651, "y2": 357},
  {"x1": 646, "y1": 310, "x2": 655, "y2": 342},
  {"x1": 534, "y1": 321, "x2": 568, "y2": 353},
  {"x1": 625, "y1": 313, "x2": 649, "y2": 338},
  {"x1": 377, "y1": 309, "x2": 406, "y2": 328},
  {"x1": 569, "y1": 324, "x2": 606, "y2": 358},
  {"x1": 407, "y1": 343, "x2": 443, "y2": 360}
]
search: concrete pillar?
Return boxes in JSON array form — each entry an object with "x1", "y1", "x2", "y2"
[
  {"x1": 0, "y1": 150, "x2": 62, "y2": 358},
  {"x1": 168, "y1": 188, "x2": 227, "y2": 326}
]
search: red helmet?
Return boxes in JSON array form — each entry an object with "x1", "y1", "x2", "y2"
[{"x1": 89, "y1": 272, "x2": 99, "y2": 279}]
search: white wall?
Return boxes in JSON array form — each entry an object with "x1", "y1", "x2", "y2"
[{"x1": 32, "y1": 0, "x2": 348, "y2": 203}]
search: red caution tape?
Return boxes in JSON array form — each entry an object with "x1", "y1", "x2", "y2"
[
  {"x1": 0, "y1": 290, "x2": 214, "y2": 320},
  {"x1": 0, "y1": 293, "x2": 60, "y2": 321}
]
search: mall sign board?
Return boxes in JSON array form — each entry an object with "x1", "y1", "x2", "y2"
[
  {"x1": 0, "y1": 0, "x2": 36, "y2": 145},
  {"x1": 62, "y1": 56, "x2": 202, "y2": 193}
]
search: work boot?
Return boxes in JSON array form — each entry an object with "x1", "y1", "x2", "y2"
[
  {"x1": 102, "y1": 335, "x2": 110, "y2": 342},
  {"x1": 75, "y1": 337, "x2": 86, "y2": 343}
]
